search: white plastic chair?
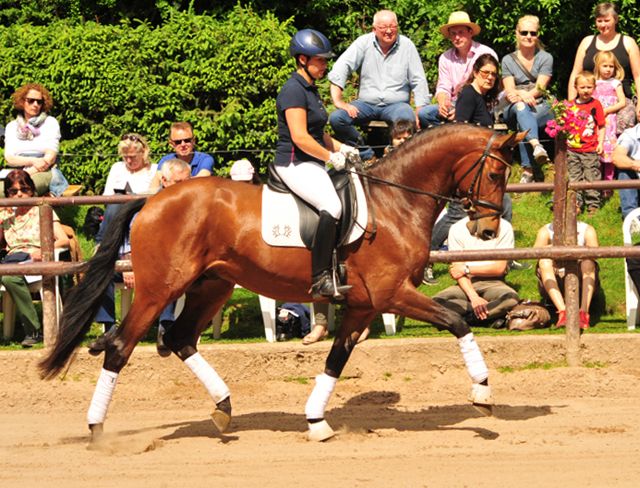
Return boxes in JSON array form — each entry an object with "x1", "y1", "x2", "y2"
[{"x1": 623, "y1": 208, "x2": 640, "y2": 330}]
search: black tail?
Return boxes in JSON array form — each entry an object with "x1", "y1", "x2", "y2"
[{"x1": 39, "y1": 198, "x2": 147, "y2": 379}]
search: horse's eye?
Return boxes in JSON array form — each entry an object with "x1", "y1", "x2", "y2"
[{"x1": 488, "y1": 172, "x2": 500, "y2": 183}]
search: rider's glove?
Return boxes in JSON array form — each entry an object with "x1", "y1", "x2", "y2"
[
  {"x1": 339, "y1": 144, "x2": 362, "y2": 166},
  {"x1": 326, "y1": 152, "x2": 346, "y2": 171}
]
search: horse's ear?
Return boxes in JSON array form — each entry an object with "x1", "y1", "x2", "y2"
[{"x1": 495, "y1": 130, "x2": 530, "y2": 149}]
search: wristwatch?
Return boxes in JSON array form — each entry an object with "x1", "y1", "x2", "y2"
[{"x1": 464, "y1": 265, "x2": 471, "y2": 276}]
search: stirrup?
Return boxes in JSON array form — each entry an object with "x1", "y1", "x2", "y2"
[{"x1": 311, "y1": 271, "x2": 352, "y2": 300}]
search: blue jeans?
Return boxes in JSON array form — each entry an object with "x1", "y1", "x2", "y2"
[
  {"x1": 329, "y1": 100, "x2": 415, "y2": 161},
  {"x1": 417, "y1": 102, "x2": 455, "y2": 127},
  {"x1": 618, "y1": 169, "x2": 640, "y2": 220},
  {"x1": 504, "y1": 101, "x2": 552, "y2": 168}
]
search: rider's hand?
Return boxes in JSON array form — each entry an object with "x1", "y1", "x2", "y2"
[
  {"x1": 339, "y1": 144, "x2": 361, "y2": 166},
  {"x1": 326, "y1": 152, "x2": 346, "y2": 171}
]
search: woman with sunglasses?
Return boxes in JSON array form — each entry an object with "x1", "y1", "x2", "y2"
[
  {"x1": 0, "y1": 170, "x2": 69, "y2": 347},
  {"x1": 502, "y1": 15, "x2": 553, "y2": 183},
  {"x1": 3, "y1": 83, "x2": 61, "y2": 195},
  {"x1": 454, "y1": 54, "x2": 502, "y2": 128}
]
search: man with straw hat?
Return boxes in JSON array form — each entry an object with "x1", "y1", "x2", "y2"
[{"x1": 418, "y1": 11, "x2": 497, "y2": 127}]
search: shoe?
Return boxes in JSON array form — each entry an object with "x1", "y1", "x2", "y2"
[
  {"x1": 490, "y1": 318, "x2": 506, "y2": 329},
  {"x1": 157, "y1": 331, "x2": 168, "y2": 350},
  {"x1": 302, "y1": 325, "x2": 329, "y2": 345},
  {"x1": 587, "y1": 207, "x2": 598, "y2": 217},
  {"x1": 508, "y1": 260, "x2": 532, "y2": 271},
  {"x1": 520, "y1": 172, "x2": 535, "y2": 184},
  {"x1": 533, "y1": 144, "x2": 549, "y2": 165},
  {"x1": 555, "y1": 310, "x2": 566, "y2": 329},
  {"x1": 579, "y1": 310, "x2": 590, "y2": 330},
  {"x1": 87, "y1": 333, "x2": 110, "y2": 352},
  {"x1": 311, "y1": 271, "x2": 353, "y2": 299},
  {"x1": 422, "y1": 266, "x2": 439, "y2": 285},
  {"x1": 21, "y1": 331, "x2": 43, "y2": 347}
]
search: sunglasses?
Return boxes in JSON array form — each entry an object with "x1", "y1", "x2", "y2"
[
  {"x1": 26, "y1": 98, "x2": 44, "y2": 105},
  {"x1": 478, "y1": 69, "x2": 498, "y2": 79},
  {"x1": 519, "y1": 30, "x2": 538, "y2": 37},
  {"x1": 171, "y1": 137, "x2": 194, "y2": 145},
  {"x1": 8, "y1": 186, "x2": 32, "y2": 196},
  {"x1": 121, "y1": 134, "x2": 141, "y2": 142}
]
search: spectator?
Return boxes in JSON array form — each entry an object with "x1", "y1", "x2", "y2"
[
  {"x1": 384, "y1": 119, "x2": 416, "y2": 155},
  {"x1": 0, "y1": 170, "x2": 69, "y2": 347},
  {"x1": 501, "y1": 15, "x2": 553, "y2": 183},
  {"x1": 148, "y1": 122, "x2": 214, "y2": 191},
  {"x1": 420, "y1": 11, "x2": 498, "y2": 127},
  {"x1": 432, "y1": 216, "x2": 519, "y2": 328},
  {"x1": 566, "y1": 71, "x2": 606, "y2": 216},
  {"x1": 533, "y1": 208, "x2": 599, "y2": 330},
  {"x1": 612, "y1": 122, "x2": 640, "y2": 221},
  {"x1": 230, "y1": 159, "x2": 261, "y2": 185},
  {"x1": 454, "y1": 54, "x2": 502, "y2": 128},
  {"x1": 3, "y1": 83, "x2": 64, "y2": 196},
  {"x1": 568, "y1": 2, "x2": 640, "y2": 125},
  {"x1": 328, "y1": 9, "x2": 430, "y2": 163}
]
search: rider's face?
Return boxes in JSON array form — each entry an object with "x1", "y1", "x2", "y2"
[{"x1": 301, "y1": 55, "x2": 329, "y2": 80}]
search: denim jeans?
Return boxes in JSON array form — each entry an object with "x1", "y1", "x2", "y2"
[
  {"x1": 504, "y1": 101, "x2": 552, "y2": 168},
  {"x1": 329, "y1": 100, "x2": 415, "y2": 161},
  {"x1": 417, "y1": 102, "x2": 456, "y2": 128},
  {"x1": 618, "y1": 169, "x2": 640, "y2": 220}
]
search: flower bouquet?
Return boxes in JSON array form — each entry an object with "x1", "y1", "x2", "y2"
[{"x1": 541, "y1": 89, "x2": 589, "y2": 139}]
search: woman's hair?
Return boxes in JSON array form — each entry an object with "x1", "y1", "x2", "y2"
[
  {"x1": 594, "y1": 50, "x2": 624, "y2": 81},
  {"x1": 117, "y1": 133, "x2": 151, "y2": 165},
  {"x1": 460, "y1": 54, "x2": 503, "y2": 108},
  {"x1": 12, "y1": 83, "x2": 54, "y2": 113},
  {"x1": 594, "y1": 2, "x2": 619, "y2": 20},
  {"x1": 389, "y1": 119, "x2": 416, "y2": 141},
  {"x1": 4, "y1": 170, "x2": 36, "y2": 198},
  {"x1": 515, "y1": 15, "x2": 545, "y2": 51}
]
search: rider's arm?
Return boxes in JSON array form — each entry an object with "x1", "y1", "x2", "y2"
[{"x1": 285, "y1": 107, "x2": 332, "y2": 161}]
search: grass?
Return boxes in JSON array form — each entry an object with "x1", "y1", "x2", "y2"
[{"x1": 0, "y1": 163, "x2": 638, "y2": 350}]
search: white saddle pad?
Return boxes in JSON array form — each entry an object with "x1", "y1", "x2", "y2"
[{"x1": 261, "y1": 171, "x2": 367, "y2": 248}]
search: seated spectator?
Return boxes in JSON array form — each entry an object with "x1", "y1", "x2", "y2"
[
  {"x1": 533, "y1": 207, "x2": 599, "y2": 330},
  {"x1": 0, "y1": 170, "x2": 69, "y2": 347},
  {"x1": 384, "y1": 119, "x2": 416, "y2": 155},
  {"x1": 328, "y1": 9, "x2": 430, "y2": 163},
  {"x1": 432, "y1": 216, "x2": 519, "y2": 328},
  {"x1": 2, "y1": 83, "x2": 64, "y2": 196},
  {"x1": 612, "y1": 122, "x2": 640, "y2": 222},
  {"x1": 419, "y1": 11, "x2": 498, "y2": 127},
  {"x1": 501, "y1": 15, "x2": 553, "y2": 183},
  {"x1": 230, "y1": 159, "x2": 261, "y2": 185},
  {"x1": 454, "y1": 54, "x2": 502, "y2": 128},
  {"x1": 94, "y1": 133, "x2": 157, "y2": 247},
  {"x1": 148, "y1": 122, "x2": 214, "y2": 191}
]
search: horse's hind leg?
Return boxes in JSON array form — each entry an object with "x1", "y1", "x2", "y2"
[{"x1": 163, "y1": 278, "x2": 236, "y2": 433}]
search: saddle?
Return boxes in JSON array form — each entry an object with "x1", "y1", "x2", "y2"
[{"x1": 267, "y1": 163, "x2": 357, "y2": 249}]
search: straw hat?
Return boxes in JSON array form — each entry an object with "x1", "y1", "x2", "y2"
[
  {"x1": 230, "y1": 159, "x2": 255, "y2": 181},
  {"x1": 440, "y1": 11, "x2": 481, "y2": 38}
]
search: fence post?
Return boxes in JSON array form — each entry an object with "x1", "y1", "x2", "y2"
[
  {"x1": 39, "y1": 204, "x2": 56, "y2": 349},
  {"x1": 564, "y1": 191, "x2": 581, "y2": 365}
]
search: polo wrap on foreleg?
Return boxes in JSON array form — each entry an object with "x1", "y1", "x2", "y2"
[
  {"x1": 184, "y1": 352, "x2": 230, "y2": 403},
  {"x1": 87, "y1": 369, "x2": 119, "y2": 425},
  {"x1": 305, "y1": 373, "x2": 338, "y2": 420},
  {"x1": 458, "y1": 332, "x2": 489, "y2": 384}
]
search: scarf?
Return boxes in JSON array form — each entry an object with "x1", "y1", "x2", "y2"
[{"x1": 16, "y1": 113, "x2": 48, "y2": 141}]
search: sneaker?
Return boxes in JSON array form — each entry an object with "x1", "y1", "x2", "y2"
[
  {"x1": 508, "y1": 260, "x2": 532, "y2": 271},
  {"x1": 21, "y1": 331, "x2": 43, "y2": 348},
  {"x1": 555, "y1": 310, "x2": 566, "y2": 329},
  {"x1": 533, "y1": 144, "x2": 549, "y2": 165},
  {"x1": 87, "y1": 333, "x2": 110, "y2": 352},
  {"x1": 157, "y1": 331, "x2": 168, "y2": 350},
  {"x1": 579, "y1": 310, "x2": 590, "y2": 330},
  {"x1": 520, "y1": 172, "x2": 535, "y2": 184},
  {"x1": 422, "y1": 266, "x2": 439, "y2": 285}
]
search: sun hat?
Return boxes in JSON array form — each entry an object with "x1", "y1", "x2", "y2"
[
  {"x1": 230, "y1": 159, "x2": 255, "y2": 181},
  {"x1": 440, "y1": 11, "x2": 481, "y2": 38}
]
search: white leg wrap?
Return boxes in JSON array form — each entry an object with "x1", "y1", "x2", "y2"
[
  {"x1": 184, "y1": 352, "x2": 230, "y2": 404},
  {"x1": 458, "y1": 333, "x2": 489, "y2": 384},
  {"x1": 87, "y1": 369, "x2": 119, "y2": 425},
  {"x1": 305, "y1": 373, "x2": 338, "y2": 420}
]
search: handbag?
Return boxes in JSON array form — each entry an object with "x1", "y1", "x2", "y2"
[
  {"x1": 509, "y1": 53, "x2": 552, "y2": 105},
  {"x1": 505, "y1": 300, "x2": 551, "y2": 331}
]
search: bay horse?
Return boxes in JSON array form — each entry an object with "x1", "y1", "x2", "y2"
[{"x1": 40, "y1": 124, "x2": 526, "y2": 446}]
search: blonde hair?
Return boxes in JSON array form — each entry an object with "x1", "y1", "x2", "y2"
[
  {"x1": 117, "y1": 133, "x2": 151, "y2": 165},
  {"x1": 594, "y1": 50, "x2": 624, "y2": 81},
  {"x1": 575, "y1": 70, "x2": 597, "y2": 87},
  {"x1": 515, "y1": 15, "x2": 545, "y2": 50}
]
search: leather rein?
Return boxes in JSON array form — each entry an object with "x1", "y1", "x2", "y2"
[{"x1": 351, "y1": 132, "x2": 512, "y2": 237}]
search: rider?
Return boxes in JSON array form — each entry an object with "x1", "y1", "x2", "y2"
[{"x1": 274, "y1": 29, "x2": 360, "y2": 299}]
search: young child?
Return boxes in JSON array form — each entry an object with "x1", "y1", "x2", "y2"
[
  {"x1": 384, "y1": 119, "x2": 417, "y2": 154},
  {"x1": 566, "y1": 71, "x2": 606, "y2": 216},
  {"x1": 593, "y1": 51, "x2": 626, "y2": 197}
]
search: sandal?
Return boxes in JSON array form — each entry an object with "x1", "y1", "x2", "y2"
[{"x1": 302, "y1": 325, "x2": 329, "y2": 345}]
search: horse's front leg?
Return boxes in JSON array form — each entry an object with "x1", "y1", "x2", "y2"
[
  {"x1": 305, "y1": 307, "x2": 376, "y2": 441},
  {"x1": 387, "y1": 282, "x2": 494, "y2": 416}
]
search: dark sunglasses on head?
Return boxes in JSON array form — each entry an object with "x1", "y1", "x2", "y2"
[
  {"x1": 171, "y1": 137, "x2": 194, "y2": 145},
  {"x1": 519, "y1": 30, "x2": 538, "y2": 37},
  {"x1": 8, "y1": 186, "x2": 32, "y2": 196},
  {"x1": 26, "y1": 98, "x2": 44, "y2": 105},
  {"x1": 121, "y1": 134, "x2": 140, "y2": 142}
]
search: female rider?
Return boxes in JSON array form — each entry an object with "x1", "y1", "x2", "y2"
[{"x1": 273, "y1": 30, "x2": 359, "y2": 303}]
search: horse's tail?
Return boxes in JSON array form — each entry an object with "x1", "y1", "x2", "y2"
[{"x1": 39, "y1": 198, "x2": 147, "y2": 379}]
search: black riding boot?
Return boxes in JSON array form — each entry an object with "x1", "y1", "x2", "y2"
[{"x1": 311, "y1": 211, "x2": 353, "y2": 299}]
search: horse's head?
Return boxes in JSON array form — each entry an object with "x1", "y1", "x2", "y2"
[{"x1": 456, "y1": 130, "x2": 528, "y2": 240}]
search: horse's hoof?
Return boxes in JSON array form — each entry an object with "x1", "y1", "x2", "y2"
[
  {"x1": 211, "y1": 409, "x2": 231, "y2": 434},
  {"x1": 468, "y1": 383, "x2": 493, "y2": 417},
  {"x1": 86, "y1": 423, "x2": 104, "y2": 451},
  {"x1": 306, "y1": 419, "x2": 335, "y2": 442}
]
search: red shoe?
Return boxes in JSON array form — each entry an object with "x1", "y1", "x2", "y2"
[
  {"x1": 579, "y1": 310, "x2": 590, "y2": 330},
  {"x1": 555, "y1": 310, "x2": 566, "y2": 329}
]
